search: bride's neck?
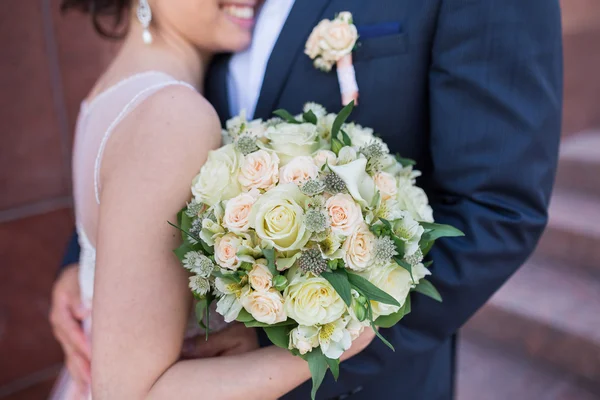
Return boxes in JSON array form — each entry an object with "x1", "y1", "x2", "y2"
[{"x1": 112, "y1": 23, "x2": 211, "y2": 94}]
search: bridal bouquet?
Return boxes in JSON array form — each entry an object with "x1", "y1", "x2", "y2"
[{"x1": 171, "y1": 102, "x2": 462, "y2": 398}]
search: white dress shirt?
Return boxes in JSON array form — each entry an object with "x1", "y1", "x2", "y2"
[{"x1": 227, "y1": 0, "x2": 296, "y2": 119}]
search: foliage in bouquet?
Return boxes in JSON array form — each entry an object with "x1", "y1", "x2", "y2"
[{"x1": 170, "y1": 102, "x2": 463, "y2": 399}]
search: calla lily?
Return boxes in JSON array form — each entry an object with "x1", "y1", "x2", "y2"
[{"x1": 329, "y1": 158, "x2": 377, "y2": 208}]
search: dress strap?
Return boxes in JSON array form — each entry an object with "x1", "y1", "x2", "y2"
[{"x1": 94, "y1": 80, "x2": 196, "y2": 204}]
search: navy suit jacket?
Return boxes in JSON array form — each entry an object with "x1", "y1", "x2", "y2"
[{"x1": 62, "y1": 0, "x2": 563, "y2": 398}]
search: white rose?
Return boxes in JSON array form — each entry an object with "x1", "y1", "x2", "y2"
[
  {"x1": 289, "y1": 325, "x2": 320, "y2": 355},
  {"x1": 342, "y1": 223, "x2": 375, "y2": 272},
  {"x1": 313, "y1": 149, "x2": 337, "y2": 169},
  {"x1": 284, "y1": 275, "x2": 346, "y2": 326},
  {"x1": 374, "y1": 171, "x2": 398, "y2": 201},
  {"x1": 248, "y1": 260, "x2": 273, "y2": 292},
  {"x1": 343, "y1": 123, "x2": 376, "y2": 148},
  {"x1": 279, "y1": 156, "x2": 319, "y2": 185},
  {"x1": 326, "y1": 193, "x2": 363, "y2": 236},
  {"x1": 241, "y1": 289, "x2": 287, "y2": 325},
  {"x1": 223, "y1": 190, "x2": 259, "y2": 233},
  {"x1": 238, "y1": 149, "x2": 280, "y2": 191},
  {"x1": 191, "y1": 144, "x2": 242, "y2": 206},
  {"x1": 214, "y1": 233, "x2": 242, "y2": 270},
  {"x1": 361, "y1": 262, "x2": 412, "y2": 318},
  {"x1": 319, "y1": 18, "x2": 358, "y2": 60},
  {"x1": 396, "y1": 178, "x2": 434, "y2": 222},
  {"x1": 265, "y1": 123, "x2": 321, "y2": 164},
  {"x1": 249, "y1": 184, "x2": 311, "y2": 251},
  {"x1": 329, "y1": 158, "x2": 377, "y2": 208},
  {"x1": 393, "y1": 212, "x2": 424, "y2": 257}
]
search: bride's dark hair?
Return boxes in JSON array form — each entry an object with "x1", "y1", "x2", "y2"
[{"x1": 61, "y1": 0, "x2": 132, "y2": 39}]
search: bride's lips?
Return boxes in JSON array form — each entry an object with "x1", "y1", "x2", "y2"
[{"x1": 221, "y1": 2, "x2": 258, "y2": 30}]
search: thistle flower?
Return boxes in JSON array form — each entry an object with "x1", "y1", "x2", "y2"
[
  {"x1": 305, "y1": 209, "x2": 329, "y2": 233},
  {"x1": 185, "y1": 199, "x2": 205, "y2": 217},
  {"x1": 235, "y1": 133, "x2": 259, "y2": 156},
  {"x1": 405, "y1": 248, "x2": 424, "y2": 266},
  {"x1": 301, "y1": 179, "x2": 326, "y2": 196},
  {"x1": 323, "y1": 173, "x2": 347, "y2": 194},
  {"x1": 373, "y1": 236, "x2": 398, "y2": 266},
  {"x1": 183, "y1": 251, "x2": 214, "y2": 278},
  {"x1": 189, "y1": 275, "x2": 210, "y2": 296},
  {"x1": 298, "y1": 248, "x2": 328, "y2": 275},
  {"x1": 359, "y1": 140, "x2": 386, "y2": 160}
]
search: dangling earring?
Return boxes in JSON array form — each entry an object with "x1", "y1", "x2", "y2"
[{"x1": 137, "y1": 0, "x2": 153, "y2": 44}]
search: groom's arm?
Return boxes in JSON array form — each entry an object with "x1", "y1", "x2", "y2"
[{"x1": 398, "y1": 0, "x2": 563, "y2": 353}]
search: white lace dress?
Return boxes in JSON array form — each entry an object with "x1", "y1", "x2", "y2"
[{"x1": 50, "y1": 71, "x2": 227, "y2": 400}]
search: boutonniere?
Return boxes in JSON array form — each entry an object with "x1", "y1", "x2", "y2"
[{"x1": 305, "y1": 12, "x2": 359, "y2": 106}]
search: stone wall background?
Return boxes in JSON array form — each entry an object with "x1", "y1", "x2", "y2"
[{"x1": 0, "y1": 1, "x2": 598, "y2": 398}]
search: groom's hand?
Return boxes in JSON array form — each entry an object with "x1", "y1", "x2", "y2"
[
  {"x1": 181, "y1": 323, "x2": 259, "y2": 359},
  {"x1": 49, "y1": 264, "x2": 91, "y2": 394}
]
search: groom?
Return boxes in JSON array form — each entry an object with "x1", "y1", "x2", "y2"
[{"x1": 55, "y1": 0, "x2": 563, "y2": 398}]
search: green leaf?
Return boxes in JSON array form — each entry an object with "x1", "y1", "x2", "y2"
[
  {"x1": 420, "y1": 222, "x2": 465, "y2": 242},
  {"x1": 325, "y1": 357, "x2": 340, "y2": 381},
  {"x1": 391, "y1": 235, "x2": 406, "y2": 258},
  {"x1": 331, "y1": 137, "x2": 344, "y2": 155},
  {"x1": 244, "y1": 319, "x2": 296, "y2": 328},
  {"x1": 195, "y1": 298, "x2": 207, "y2": 324},
  {"x1": 395, "y1": 155, "x2": 416, "y2": 167},
  {"x1": 236, "y1": 308, "x2": 255, "y2": 323},
  {"x1": 371, "y1": 321, "x2": 395, "y2": 351},
  {"x1": 423, "y1": 260, "x2": 433, "y2": 268},
  {"x1": 394, "y1": 257, "x2": 414, "y2": 282},
  {"x1": 414, "y1": 279, "x2": 443, "y2": 302},
  {"x1": 306, "y1": 348, "x2": 328, "y2": 400},
  {"x1": 273, "y1": 109, "x2": 300, "y2": 124},
  {"x1": 263, "y1": 325, "x2": 290, "y2": 349},
  {"x1": 303, "y1": 110, "x2": 318, "y2": 124},
  {"x1": 420, "y1": 240, "x2": 434, "y2": 256},
  {"x1": 173, "y1": 242, "x2": 194, "y2": 261},
  {"x1": 263, "y1": 248, "x2": 277, "y2": 275},
  {"x1": 340, "y1": 129, "x2": 352, "y2": 146},
  {"x1": 321, "y1": 269, "x2": 352, "y2": 306},
  {"x1": 375, "y1": 295, "x2": 411, "y2": 328},
  {"x1": 331, "y1": 100, "x2": 354, "y2": 139},
  {"x1": 347, "y1": 272, "x2": 400, "y2": 307}
]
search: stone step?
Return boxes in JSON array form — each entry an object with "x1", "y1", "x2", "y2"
[
  {"x1": 457, "y1": 338, "x2": 598, "y2": 400},
  {"x1": 535, "y1": 190, "x2": 600, "y2": 278},
  {"x1": 462, "y1": 260, "x2": 600, "y2": 391},
  {"x1": 554, "y1": 131, "x2": 600, "y2": 197}
]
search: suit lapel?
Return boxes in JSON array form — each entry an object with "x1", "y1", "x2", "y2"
[
  {"x1": 205, "y1": 53, "x2": 232, "y2": 127},
  {"x1": 253, "y1": 0, "x2": 333, "y2": 120}
]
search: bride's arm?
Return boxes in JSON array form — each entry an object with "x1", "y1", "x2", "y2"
[{"x1": 91, "y1": 88, "x2": 372, "y2": 400}]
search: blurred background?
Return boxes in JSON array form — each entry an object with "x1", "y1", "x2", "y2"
[{"x1": 0, "y1": 1, "x2": 599, "y2": 399}]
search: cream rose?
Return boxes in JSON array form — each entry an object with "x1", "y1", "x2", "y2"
[
  {"x1": 284, "y1": 276, "x2": 346, "y2": 326},
  {"x1": 305, "y1": 20, "x2": 329, "y2": 59},
  {"x1": 248, "y1": 260, "x2": 273, "y2": 292},
  {"x1": 223, "y1": 190, "x2": 259, "y2": 233},
  {"x1": 238, "y1": 150, "x2": 280, "y2": 191},
  {"x1": 241, "y1": 289, "x2": 287, "y2": 325},
  {"x1": 289, "y1": 325, "x2": 319, "y2": 355},
  {"x1": 342, "y1": 223, "x2": 375, "y2": 271},
  {"x1": 319, "y1": 18, "x2": 358, "y2": 60},
  {"x1": 191, "y1": 144, "x2": 242, "y2": 206},
  {"x1": 265, "y1": 123, "x2": 321, "y2": 164},
  {"x1": 374, "y1": 171, "x2": 398, "y2": 201},
  {"x1": 313, "y1": 149, "x2": 337, "y2": 169},
  {"x1": 279, "y1": 156, "x2": 319, "y2": 185},
  {"x1": 214, "y1": 233, "x2": 242, "y2": 270},
  {"x1": 361, "y1": 262, "x2": 412, "y2": 318},
  {"x1": 326, "y1": 193, "x2": 363, "y2": 236},
  {"x1": 249, "y1": 184, "x2": 311, "y2": 251}
]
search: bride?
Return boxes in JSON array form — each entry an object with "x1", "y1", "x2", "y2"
[{"x1": 52, "y1": 0, "x2": 375, "y2": 398}]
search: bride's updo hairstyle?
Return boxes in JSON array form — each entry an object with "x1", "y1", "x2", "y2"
[{"x1": 61, "y1": 0, "x2": 131, "y2": 39}]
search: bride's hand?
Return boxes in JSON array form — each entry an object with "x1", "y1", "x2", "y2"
[
  {"x1": 181, "y1": 323, "x2": 259, "y2": 359},
  {"x1": 340, "y1": 327, "x2": 377, "y2": 362}
]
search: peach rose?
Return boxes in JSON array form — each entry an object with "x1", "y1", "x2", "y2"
[
  {"x1": 248, "y1": 261, "x2": 273, "y2": 292},
  {"x1": 214, "y1": 233, "x2": 242, "y2": 270},
  {"x1": 342, "y1": 223, "x2": 375, "y2": 272},
  {"x1": 373, "y1": 171, "x2": 398, "y2": 201},
  {"x1": 223, "y1": 190, "x2": 259, "y2": 233},
  {"x1": 326, "y1": 193, "x2": 363, "y2": 236},
  {"x1": 279, "y1": 156, "x2": 320, "y2": 185},
  {"x1": 241, "y1": 289, "x2": 287, "y2": 325},
  {"x1": 238, "y1": 150, "x2": 280, "y2": 191},
  {"x1": 320, "y1": 17, "x2": 358, "y2": 61},
  {"x1": 305, "y1": 19, "x2": 329, "y2": 59}
]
